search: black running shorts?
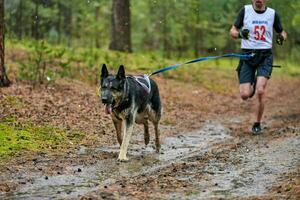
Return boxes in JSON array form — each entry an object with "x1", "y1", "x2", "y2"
[{"x1": 237, "y1": 49, "x2": 273, "y2": 84}]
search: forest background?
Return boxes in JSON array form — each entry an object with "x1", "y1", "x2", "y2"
[{"x1": 3, "y1": 0, "x2": 300, "y2": 86}]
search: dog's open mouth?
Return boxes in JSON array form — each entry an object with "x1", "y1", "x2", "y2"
[{"x1": 104, "y1": 104, "x2": 112, "y2": 114}]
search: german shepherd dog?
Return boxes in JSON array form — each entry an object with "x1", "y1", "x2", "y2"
[{"x1": 100, "y1": 64, "x2": 162, "y2": 161}]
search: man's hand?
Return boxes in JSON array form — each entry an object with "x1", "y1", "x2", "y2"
[
  {"x1": 276, "y1": 34, "x2": 284, "y2": 45},
  {"x1": 276, "y1": 31, "x2": 287, "y2": 45},
  {"x1": 239, "y1": 29, "x2": 250, "y2": 40}
]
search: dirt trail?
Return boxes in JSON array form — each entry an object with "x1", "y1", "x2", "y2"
[{"x1": 0, "y1": 77, "x2": 299, "y2": 199}]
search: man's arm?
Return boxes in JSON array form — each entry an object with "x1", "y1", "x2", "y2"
[
  {"x1": 230, "y1": 25, "x2": 240, "y2": 39},
  {"x1": 274, "y1": 12, "x2": 287, "y2": 43},
  {"x1": 231, "y1": 25, "x2": 250, "y2": 40},
  {"x1": 230, "y1": 8, "x2": 245, "y2": 39}
]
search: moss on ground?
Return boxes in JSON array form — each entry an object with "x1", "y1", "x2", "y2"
[{"x1": 0, "y1": 117, "x2": 84, "y2": 161}]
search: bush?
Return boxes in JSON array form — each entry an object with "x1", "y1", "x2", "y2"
[{"x1": 17, "y1": 40, "x2": 70, "y2": 85}]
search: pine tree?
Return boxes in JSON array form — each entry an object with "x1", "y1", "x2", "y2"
[{"x1": 0, "y1": 0, "x2": 10, "y2": 87}]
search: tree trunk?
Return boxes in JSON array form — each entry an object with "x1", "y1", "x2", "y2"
[
  {"x1": 191, "y1": 0, "x2": 203, "y2": 58},
  {"x1": 109, "y1": 0, "x2": 132, "y2": 52},
  {"x1": 63, "y1": 6, "x2": 72, "y2": 46},
  {"x1": 161, "y1": 3, "x2": 170, "y2": 58},
  {"x1": 95, "y1": 4, "x2": 101, "y2": 48},
  {"x1": 0, "y1": 0, "x2": 10, "y2": 87},
  {"x1": 194, "y1": 5, "x2": 200, "y2": 57},
  {"x1": 32, "y1": 0, "x2": 40, "y2": 40},
  {"x1": 56, "y1": 2, "x2": 62, "y2": 44},
  {"x1": 16, "y1": 0, "x2": 23, "y2": 40}
]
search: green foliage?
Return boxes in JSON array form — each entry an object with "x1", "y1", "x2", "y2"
[
  {"x1": 9, "y1": 39, "x2": 164, "y2": 84},
  {"x1": 1, "y1": 95, "x2": 25, "y2": 109},
  {"x1": 5, "y1": 0, "x2": 112, "y2": 47},
  {"x1": 0, "y1": 117, "x2": 84, "y2": 161},
  {"x1": 8, "y1": 39, "x2": 300, "y2": 87},
  {"x1": 4, "y1": 0, "x2": 299, "y2": 61},
  {"x1": 17, "y1": 40, "x2": 70, "y2": 85},
  {"x1": 272, "y1": 60, "x2": 300, "y2": 77}
]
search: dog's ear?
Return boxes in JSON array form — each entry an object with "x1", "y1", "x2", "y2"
[
  {"x1": 100, "y1": 64, "x2": 108, "y2": 84},
  {"x1": 101, "y1": 64, "x2": 108, "y2": 78},
  {"x1": 116, "y1": 65, "x2": 126, "y2": 80}
]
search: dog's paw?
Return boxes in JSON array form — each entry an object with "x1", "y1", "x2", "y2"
[
  {"x1": 117, "y1": 158, "x2": 129, "y2": 162},
  {"x1": 117, "y1": 156, "x2": 129, "y2": 162},
  {"x1": 155, "y1": 144, "x2": 161, "y2": 153}
]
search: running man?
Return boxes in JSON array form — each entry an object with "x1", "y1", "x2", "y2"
[{"x1": 230, "y1": 0, "x2": 287, "y2": 134}]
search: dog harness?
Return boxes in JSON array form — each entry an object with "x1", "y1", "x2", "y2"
[{"x1": 128, "y1": 75, "x2": 151, "y2": 94}]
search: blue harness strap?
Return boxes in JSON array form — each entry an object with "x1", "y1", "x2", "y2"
[
  {"x1": 148, "y1": 53, "x2": 254, "y2": 77},
  {"x1": 130, "y1": 52, "x2": 254, "y2": 93}
]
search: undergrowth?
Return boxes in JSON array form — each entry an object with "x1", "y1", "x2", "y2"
[
  {"x1": 0, "y1": 117, "x2": 84, "y2": 161},
  {"x1": 7, "y1": 39, "x2": 299, "y2": 90}
]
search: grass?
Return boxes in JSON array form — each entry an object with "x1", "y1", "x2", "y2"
[
  {"x1": 6, "y1": 39, "x2": 300, "y2": 87},
  {"x1": 1, "y1": 95, "x2": 25, "y2": 109},
  {"x1": 0, "y1": 117, "x2": 84, "y2": 161},
  {"x1": 271, "y1": 60, "x2": 300, "y2": 77}
]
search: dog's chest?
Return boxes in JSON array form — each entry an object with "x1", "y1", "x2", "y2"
[
  {"x1": 112, "y1": 108, "x2": 130, "y2": 120},
  {"x1": 112, "y1": 107, "x2": 149, "y2": 124},
  {"x1": 135, "y1": 111, "x2": 148, "y2": 124}
]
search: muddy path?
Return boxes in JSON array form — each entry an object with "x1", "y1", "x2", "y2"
[{"x1": 0, "y1": 77, "x2": 299, "y2": 199}]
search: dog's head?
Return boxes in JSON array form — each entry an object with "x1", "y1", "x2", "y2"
[{"x1": 100, "y1": 64, "x2": 126, "y2": 114}]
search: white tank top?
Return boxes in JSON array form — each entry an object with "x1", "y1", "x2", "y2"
[{"x1": 241, "y1": 5, "x2": 275, "y2": 49}]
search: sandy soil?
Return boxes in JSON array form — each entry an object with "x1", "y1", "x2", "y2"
[{"x1": 0, "y1": 75, "x2": 299, "y2": 199}]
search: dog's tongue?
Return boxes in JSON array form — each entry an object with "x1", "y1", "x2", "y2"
[{"x1": 105, "y1": 105, "x2": 112, "y2": 114}]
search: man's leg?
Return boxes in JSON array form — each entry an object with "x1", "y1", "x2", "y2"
[
  {"x1": 251, "y1": 76, "x2": 268, "y2": 134},
  {"x1": 251, "y1": 51, "x2": 273, "y2": 134},
  {"x1": 239, "y1": 82, "x2": 254, "y2": 100},
  {"x1": 255, "y1": 76, "x2": 268, "y2": 123},
  {"x1": 238, "y1": 60, "x2": 256, "y2": 100}
]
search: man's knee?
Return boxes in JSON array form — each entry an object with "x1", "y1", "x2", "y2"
[
  {"x1": 240, "y1": 91, "x2": 250, "y2": 100},
  {"x1": 257, "y1": 87, "x2": 265, "y2": 95},
  {"x1": 239, "y1": 83, "x2": 252, "y2": 100},
  {"x1": 256, "y1": 77, "x2": 268, "y2": 96}
]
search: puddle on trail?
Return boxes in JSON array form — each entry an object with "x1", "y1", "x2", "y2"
[
  {"x1": 169, "y1": 135, "x2": 300, "y2": 200},
  {"x1": 0, "y1": 121, "x2": 231, "y2": 199}
]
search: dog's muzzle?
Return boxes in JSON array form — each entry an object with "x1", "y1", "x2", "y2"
[
  {"x1": 101, "y1": 96, "x2": 109, "y2": 104},
  {"x1": 104, "y1": 104, "x2": 112, "y2": 115},
  {"x1": 100, "y1": 89, "x2": 113, "y2": 114},
  {"x1": 101, "y1": 98, "x2": 112, "y2": 115}
]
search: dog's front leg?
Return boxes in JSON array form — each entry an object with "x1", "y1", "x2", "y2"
[
  {"x1": 154, "y1": 122, "x2": 161, "y2": 153},
  {"x1": 143, "y1": 120, "x2": 150, "y2": 145},
  {"x1": 112, "y1": 116, "x2": 123, "y2": 146},
  {"x1": 118, "y1": 112, "x2": 136, "y2": 162}
]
